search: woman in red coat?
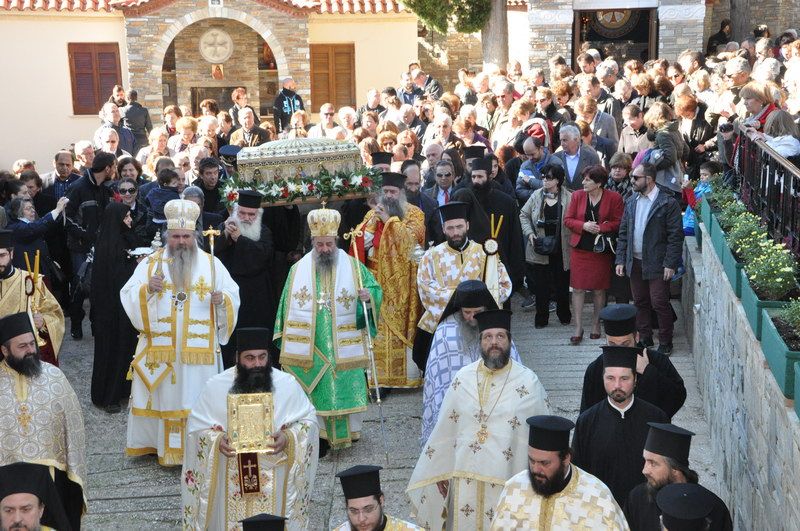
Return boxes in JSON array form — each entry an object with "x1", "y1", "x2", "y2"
[{"x1": 564, "y1": 165, "x2": 624, "y2": 344}]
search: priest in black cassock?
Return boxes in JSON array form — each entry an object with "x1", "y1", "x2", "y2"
[
  {"x1": 452, "y1": 156, "x2": 525, "y2": 292},
  {"x1": 579, "y1": 304, "x2": 687, "y2": 419},
  {"x1": 656, "y1": 483, "x2": 722, "y2": 531},
  {"x1": 571, "y1": 345, "x2": 669, "y2": 506},
  {"x1": 216, "y1": 189, "x2": 275, "y2": 368},
  {"x1": 624, "y1": 423, "x2": 733, "y2": 531}
]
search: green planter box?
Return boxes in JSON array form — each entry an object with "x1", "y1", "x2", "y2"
[
  {"x1": 721, "y1": 240, "x2": 743, "y2": 298},
  {"x1": 700, "y1": 198, "x2": 713, "y2": 228},
  {"x1": 795, "y1": 362, "x2": 800, "y2": 417},
  {"x1": 740, "y1": 269, "x2": 789, "y2": 339},
  {"x1": 760, "y1": 308, "x2": 800, "y2": 398},
  {"x1": 695, "y1": 223, "x2": 703, "y2": 252},
  {"x1": 710, "y1": 213, "x2": 726, "y2": 261}
]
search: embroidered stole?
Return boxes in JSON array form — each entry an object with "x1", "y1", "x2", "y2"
[{"x1": 280, "y1": 250, "x2": 367, "y2": 370}]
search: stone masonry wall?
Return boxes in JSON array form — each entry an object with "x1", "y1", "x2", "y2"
[
  {"x1": 121, "y1": 0, "x2": 310, "y2": 125},
  {"x1": 417, "y1": 23, "x2": 483, "y2": 92},
  {"x1": 682, "y1": 230, "x2": 800, "y2": 529},
  {"x1": 658, "y1": 0, "x2": 707, "y2": 61},
  {"x1": 528, "y1": 0, "x2": 573, "y2": 73},
  {"x1": 706, "y1": 0, "x2": 796, "y2": 48},
  {"x1": 172, "y1": 18, "x2": 260, "y2": 113}
]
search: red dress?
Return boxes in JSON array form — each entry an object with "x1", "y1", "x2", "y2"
[{"x1": 564, "y1": 189, "x2": 624, "y2": 290}]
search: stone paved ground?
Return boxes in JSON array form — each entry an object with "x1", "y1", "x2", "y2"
[{"x1": 61, "y1": 295, "x2": 722, "y2": 529}]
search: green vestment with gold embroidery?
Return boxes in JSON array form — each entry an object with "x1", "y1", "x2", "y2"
[{"x1": 274, "y1": 251, "x2": 381, "y2": 449}]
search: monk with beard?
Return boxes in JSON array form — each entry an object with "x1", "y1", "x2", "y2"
[
  {"x1": 216, "y1": 190, "x2": 276, "y2": 369},
  {"x1": 350, "y1": 172, "x2": 425, "y2": 392},
  {"x1": 453, "y1": 156, "x2": 525, "y2": 295},
  {"x1": 0, "y1": 312, "x2": 86, "y2": 530},
  {"x1": 492, "y1": 415, "x2": 629, "y2": 529},
  {"x1": 181, "y1": 328, "x2": 318, "y2": 530},
  {"x1": 121, "y1": 198, "x2": 240, "y2": 466}
]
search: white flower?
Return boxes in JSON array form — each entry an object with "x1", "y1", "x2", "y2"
[
  {"x1": 300, "y1": 183, "x2": 310, "y2": 194},
  {"x1": 333, "y1": 177, "x2": 344, "y2": 188},
  {"x1": 350, "y1": 175, "x2": 363, "y2": 187},
  {"x1": 269, "y1": 184, "x2": 282, "y2": 197},
  {"x1": 287, "y1": 182, "x2": 299, "y2": 193}
]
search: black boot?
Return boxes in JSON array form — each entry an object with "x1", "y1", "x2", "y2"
[{"x1": 318, "y1": 438, "x2": 330, "y2": 459}]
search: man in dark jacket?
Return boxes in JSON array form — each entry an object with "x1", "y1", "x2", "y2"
[
  {"x1": 411, "y1": 68, "x2": 443, "y2": 101},
  {"x1": 191, "y1": 157, "x2": 226, "y2": 216},
  {"x1": 121, "y1": 90, "x2": 152, "y2": 154},
  {"x1": 615, "y1": 163, "x2": 684, "y2": 355},
  {"x1": 64, "y1": 151, "x2": 115, "y2": 339},
  {"x1": 706, "y1": 19, "x2": 732, "y2": 56},
  {"x1": 272, "y1": 77, "x2": 304, "y2": 134}
]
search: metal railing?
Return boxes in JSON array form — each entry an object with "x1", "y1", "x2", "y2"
[{"x1": 735, "y1": 125, "x2": 800, "y2": 258}]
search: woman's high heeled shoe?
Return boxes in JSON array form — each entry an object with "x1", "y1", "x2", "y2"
[{"x1": 570, "y1": 330, "x2": 584, "y2": 345}]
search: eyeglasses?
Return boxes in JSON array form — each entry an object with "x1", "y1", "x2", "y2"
[
  {"x1": 543, "y1": 175, "x2": 558, "y2": 180},
  {"x1": 347, "y1": 504, "x2": 379, "y2": 517},
  {"x1": 323, "y1": 112, "x2": 335, "y2": 116},
  {"x1": 436, "y1": 172, "x2": 452, "y2": 178},
  {"x1": 119, "y1": 188, "x2": 137, "y2": 194}
]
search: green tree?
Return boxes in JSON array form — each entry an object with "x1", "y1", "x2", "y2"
[{"x1": 406, "y1": 0, "x2": 508, "y2": 68}]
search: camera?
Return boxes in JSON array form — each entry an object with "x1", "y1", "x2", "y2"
[
  {"x1": 719, "y1": 123, "x2": 734, "y2": 133},
  {"x1": 536, "y1": 219, "x2": 547, "y2": 228}
]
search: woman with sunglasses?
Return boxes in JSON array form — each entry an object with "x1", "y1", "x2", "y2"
[{"x1": 117, "y1": 178, "x2": 151, "y2": 246}]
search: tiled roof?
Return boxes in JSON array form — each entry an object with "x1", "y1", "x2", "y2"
[
  {"x1": 1, "y1": 0, "x2": 113, "y2": 11},
  {"x1": 2, "y1": 0, "x2": 405, "y2": 13},
  {"x1": 317, "y1": 0, "x2": 404, "y2": 14}
]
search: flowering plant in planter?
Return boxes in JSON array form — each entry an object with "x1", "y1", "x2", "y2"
[
  {"x1": 716, "y1": 200, "x2": 748, "y2": 232},
  {"x1": 776, "y1": 300, "x2": 800, "y2": 350},
  {"x1": 727, "y1": 213, "x2": 767, "y2": 261},
  {"x1": 744, "y1": 240, "x2": 797, "y2": 300}
]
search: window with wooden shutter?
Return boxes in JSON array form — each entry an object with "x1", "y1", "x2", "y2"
[
  {"x1": 310, "y1": 44, "x2": 355, "y2": 111},
  {"x1": 68, "y1": 43, "x2": 122, "y2": 115}
]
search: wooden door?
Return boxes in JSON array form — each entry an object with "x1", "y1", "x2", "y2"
[{"x1": 310, "y1": 44, "x2": 355, "y2": 111}]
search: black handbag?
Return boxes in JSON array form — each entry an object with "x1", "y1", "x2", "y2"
[
  {"x1": 590, "y1": 209, "x2": 616, "y2": 254},
  {"x1": 533, "y1": 194, "x2": 561, "y2": 256}
]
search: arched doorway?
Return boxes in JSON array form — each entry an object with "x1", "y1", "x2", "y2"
[{"x1": 160, "y1": 18, "x2": 280, "y2": 119}]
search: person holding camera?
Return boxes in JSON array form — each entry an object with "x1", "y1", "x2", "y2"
[{"x1": 520, "y1": 164, "x2": 573, "y2": 328}]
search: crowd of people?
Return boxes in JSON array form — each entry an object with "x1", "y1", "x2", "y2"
[{"x1": 5, "y1": 20, "x2": 800, "y2": 530}]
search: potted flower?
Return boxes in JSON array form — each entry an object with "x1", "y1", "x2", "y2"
[
  {"x1": 724, "y1": 212, "x2": 766, "y2": 298},
  {"x1": 712, "y1": 200, "x2": 747, "y2": 261},
  {"x1": 761, "y1": 301, "x2": 800, "y2": 398},
  {"x1": 739, "y1": 239, "x2": 798, "y2": 339},
  {"x1": 709, "y1": 188, "x2": 746, "y2": 260}
]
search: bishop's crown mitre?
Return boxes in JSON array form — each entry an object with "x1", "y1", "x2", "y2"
[
  {"x1": 307, "y1": 206, "x2": 341, "y2": 237},
  {"x1": 165, "y1": 199, "x2": 201, "y2": 230}
]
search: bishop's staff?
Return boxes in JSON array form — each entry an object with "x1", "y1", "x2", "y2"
[
  {"x1": 344, "y1": 226, "x2": 390, "y2": 464},
  {"x1": 203, "y1": 225, "x2": 222, "y2": 356},
  {"x1": 22, "y1": 250, "x2": 47, "y2": 347}
]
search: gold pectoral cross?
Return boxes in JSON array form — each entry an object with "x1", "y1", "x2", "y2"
[
  {"x1": 477, "y1": 424, "x2": 489, "y2": 444},
  {"x1": 18, "y1": 405, "x2": 32, "y2": 434},
  {"x1": 317, "y1": 292, "x2": 332, "y2": 312}
]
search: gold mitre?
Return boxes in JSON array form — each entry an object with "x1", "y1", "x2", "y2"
[
  {"x1": 308, "y1": 205, "x2": 341, "y2": 237},
  {"x1": 164, "y1": 199, "x2": 201, "y2": 230}
]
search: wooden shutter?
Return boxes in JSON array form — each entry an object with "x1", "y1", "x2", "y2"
[
  {"x1": 68, "y1": 43, "x2": 122, "y2": 115},
  {"x1": 310, "y1": 44, "x2": 355, "y2": 111}
]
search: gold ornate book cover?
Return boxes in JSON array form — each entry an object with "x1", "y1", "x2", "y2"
[{"x1": 227, "y1": 392, "x2": 275, "y2": 453}]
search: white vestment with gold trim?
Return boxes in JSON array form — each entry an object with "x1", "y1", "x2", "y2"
[
  {"x1": 491, "y1": 466, "x2": 629, "y2": 530},
  {"x1": 407, "y1": 360, "x2": 549, "y2": 530},
  {"x1": 120, "y1": 247, "x2": 240, "y2": 466},
  {"x1": 181, "y1": 367, "x2": 318, "y2": 530}
]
